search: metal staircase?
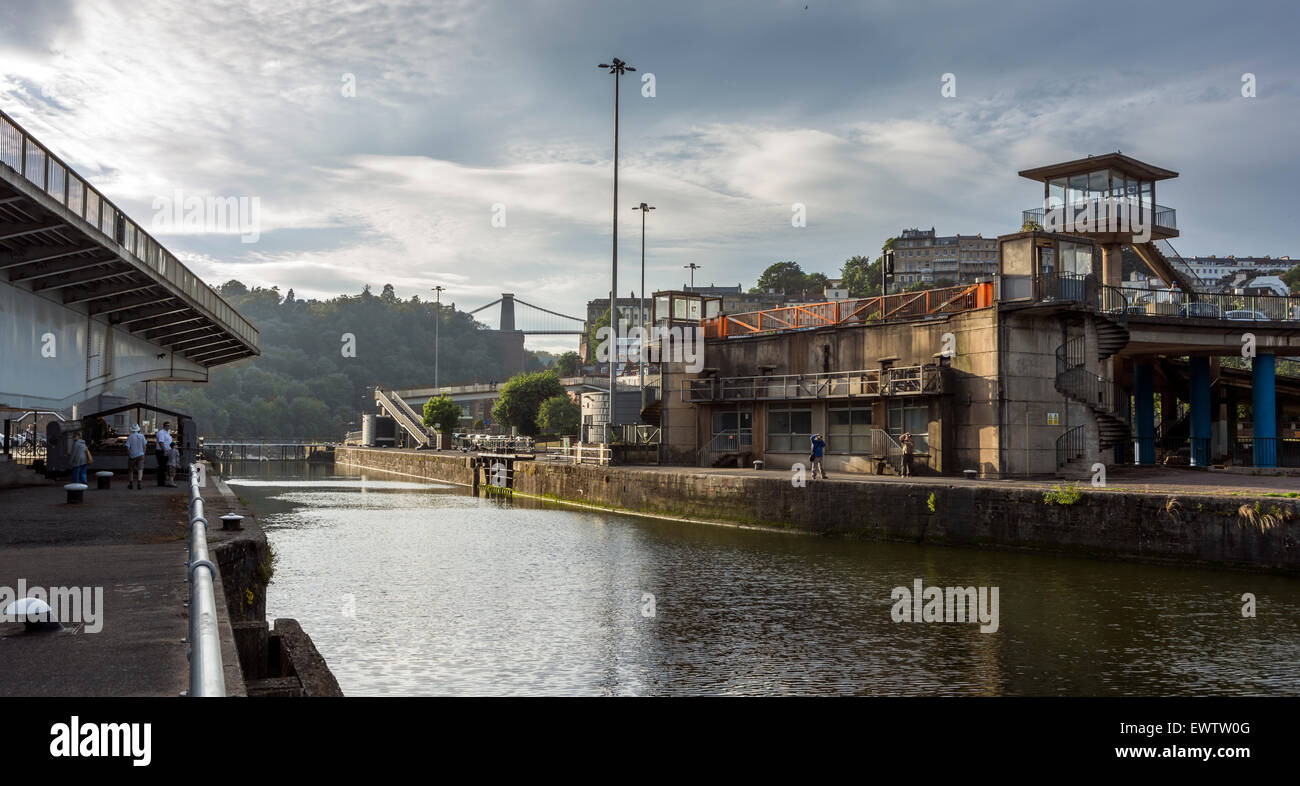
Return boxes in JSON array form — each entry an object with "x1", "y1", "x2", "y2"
[
  {"x1": 1131, "y1": 239, "x2": 1206, "y2": 297},
  {"x1": 1054, "y1": 336, "x2": 1130, "y2": 468},
  {"x1": 374, "y1": 384, "x2": 432, "y2": 447}
]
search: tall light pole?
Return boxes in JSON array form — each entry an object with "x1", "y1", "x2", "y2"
[
  {"x1": 684, "y1": 262, "x2": 701, "y2": 288},
  {"x1": 432, "y1": 285, "x2": 445, "y2": 390},
  {"x1": 632, "y1": 202, "x2": 655, "y2": 403},
  {"x1": 599, "y1": 57, "x2": 635, "y2": 443}
]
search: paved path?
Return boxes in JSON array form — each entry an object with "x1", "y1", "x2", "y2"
[{"x1": 0, "y1": 473, "x2": 227, "y2": 697}]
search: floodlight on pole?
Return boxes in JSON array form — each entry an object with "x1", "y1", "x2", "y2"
[
  {"x1": 432, "y1": 285, "x2": 445, "y2": 390},
  {"x1": 632, "y1": 202, "x2": 655, "y2": 403},
  {"x1": 683, "y1": 262, "x2": 701, "y2": 289},
  {"x1": 599, "y1": 57, "x2": 636, "y2": 443}
]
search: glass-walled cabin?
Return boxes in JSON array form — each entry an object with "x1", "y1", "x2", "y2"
[
  {"x1": 998, "y1": 233, "x2": 1099, "y2": 302},
  {"x1": 1019, "y1": 153, "x2": 1178, "y2": 240},
  {"x1": 651, "y1": 291, "x2": 722, "y2": 331}
]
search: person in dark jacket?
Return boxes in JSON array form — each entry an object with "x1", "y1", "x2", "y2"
[
  {"x1": 69, "y1": 432, "x2": 89, "y2": 485},
  {"x1": 810, "y1": 433, "x2": 828, "y2": 479}
]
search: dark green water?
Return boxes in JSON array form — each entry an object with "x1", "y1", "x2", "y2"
[{"x1": 222, "y1": 462, "x2": 1300, "y2": 696}]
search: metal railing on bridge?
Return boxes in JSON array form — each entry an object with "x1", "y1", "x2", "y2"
[
  {"x1": 1114, "y1": 287, "x2": 1300, "y2": 322},
  {"x1": 202, "y1": 442, "x2": 334, "y2": 461},
  {"x1": 701, "y1": 282, "x2": 994, "y2": 339},
  {"x1": 0, "y1": 109, "x2": 259, "y2": 353}
]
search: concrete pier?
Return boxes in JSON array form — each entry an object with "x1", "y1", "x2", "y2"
[
  {"x1": 0, "y1": 474, "x2": 245, "y2": 696},
  {"x1": 338, "y1": 447, "x2": 1300, "y2": 573}
]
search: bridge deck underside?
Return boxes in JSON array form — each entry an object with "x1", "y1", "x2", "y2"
[{"x1": 1, "y1": 119, "x2": 257, "y2": 369}]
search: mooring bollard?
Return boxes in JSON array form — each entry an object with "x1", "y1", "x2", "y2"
[
  {"x1": 753, "y1": 460, "x2": 764, "y2": 471},
  {"x1": 64, "y1": 483, "x2": 88, "y2": 503},
  {"x1": 219, "y1": 513, "x2": 244, "y2": 531},
  {"x1": 963, "y1": 469, "x2": 978, "y2": 480},
  {"x1": 95, "y1": 471, "x2": 113, "y2": 490}
]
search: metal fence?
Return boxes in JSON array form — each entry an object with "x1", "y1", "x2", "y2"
[
  {"x1": 185, "y1": 463, "x2": 225, "y2": 697},
  {"x1": 683, "y1": 365, "x2": 942, "y2": 403},
  {"x1": 0, "y1": 108, "x2": 259, "y2": 352}
]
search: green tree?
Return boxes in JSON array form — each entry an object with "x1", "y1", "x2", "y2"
[
  {"x1": 751, "y1": 261, "x2": 808, "y2": 295},
  {"x1": 556, "y1": 351, "x2": 583, "y2": 377},
  {"x1": 422, "y1": 394, "x2": 462, "y2": 435},
  {"x1": 586, "y1": 309, "x2": 610, "y2": 363},
  {"x1": 536, "y1": 394, "x2": 580, "y2": 436},
  {"x1": 840, "y1": 255, "x2": 881, "y2": 297},
  {"x1": 1282, "y1": 264, "x2": 1300, "y2": 294},
  {"x1": 491, "y1": 370, "x2": 565, "y2": 437}
]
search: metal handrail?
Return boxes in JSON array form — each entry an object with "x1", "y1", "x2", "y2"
[
  {"x1": 1021, "y1": 200, "x2": 1177, "y2": 231},
  {"x1": 683, "y1": 365, "x2": 941, "y2": 403},
  {"x1": 373, "y1": 385, "x2": 431, "y2": 447},
  {"x1": 0, "y1": 108, "x2": 259, "y2": 352},
  {"x1": 701, "y1": 282, "x2": 994, "y2": 339},
  {"x1": 1110, "y1": 286, "x2": 1300, "y2": 322},
  {"x1": 186, "y1": 462, "x2": 225, "y2": 697},
  {"x1": 1056, "y1": 425, "x2": 1085, "y2": 468}
]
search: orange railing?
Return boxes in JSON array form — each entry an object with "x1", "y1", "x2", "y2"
[{"x1": 701, "y1": 282, "x2": 993, "y2": 339}]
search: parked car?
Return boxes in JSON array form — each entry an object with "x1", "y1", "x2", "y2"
[
  {"x1": 1178, "y1": 302, "x2": 1222, "y2": 319},
  {"x1": 1225, "y1": 309, "x2": 1269, "y2": 321}
]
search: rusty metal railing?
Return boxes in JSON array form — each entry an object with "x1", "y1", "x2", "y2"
[{"x1": 701, "y1": 282, "x2": 994, "y2": 339}]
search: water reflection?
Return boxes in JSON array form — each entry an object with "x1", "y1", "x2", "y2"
[{"x1": 222, "y1": 462, "x2": 1300, "y2": 696}]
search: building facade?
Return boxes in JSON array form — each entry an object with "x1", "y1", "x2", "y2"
[{"x1": 893, "y1": 228, "x2": 998, "y2": 287}]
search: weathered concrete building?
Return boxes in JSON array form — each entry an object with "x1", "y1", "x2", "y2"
[{"x1": 654, "y1": 154, "x2": 1300, "y2": 478}]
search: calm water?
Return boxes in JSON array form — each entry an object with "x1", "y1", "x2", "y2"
[{"x1": 223, "y1": 462, "x2": 1300, "y2": 696}]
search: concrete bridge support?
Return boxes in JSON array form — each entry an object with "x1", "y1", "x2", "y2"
[
  {"x1": 1133, "y1": 363, "x2": 1155, "y2": 465},
  {"x1": 1189, "y1": 357, "x2": 1212, "y2": 467},
  {"x1": 1253, "y1": 354, "x2": 1277, "y2": 468}
]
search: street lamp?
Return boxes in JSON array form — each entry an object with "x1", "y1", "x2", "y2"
[
  {"x1": 632, "y1": 202, "x2": 655, "y2": 404},
  {"x1": 684, "y1": 262, "x2": 701, "y2": 288},
  {"x1": 599, "y1": 57, "x2": 635, "y2": 443},
  {"x1": 432, "y1": 285, "x2": 445, "y2": 390}
]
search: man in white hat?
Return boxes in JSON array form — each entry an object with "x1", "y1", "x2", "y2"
[{"x1": 125, "y1": 423, "x2": 146, "y2": 489}]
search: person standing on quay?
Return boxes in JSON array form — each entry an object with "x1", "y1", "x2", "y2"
[
  {"x1": 900, "y1": 431, "x2": 915, "y2": 477},
  {"x1": 154, "y1": 421, "x2": 173, "y2": 487},
  {"x1": 810, "y1": 433, "x2": 828, "y2": 479},
  {"x1": 165, "y1": 442, "x2": 180, "y2": 487},
  {"x1": 69, "y1": 431, "x2": 89, "y2": 486},
  {"x1": 126, "y1": 424, "x2": 146, "y2": 489}
]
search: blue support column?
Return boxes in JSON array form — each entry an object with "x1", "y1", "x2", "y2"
[
  {"x1": 1252, "y1": 354, "x2": 1277, "y2": 468},
  {"x1": 1134, "y1": 363, "x2": 1155, "y2": 465},
  {"x1": 1189, "y1": 357, "x2": 1211, "y2": 467}
]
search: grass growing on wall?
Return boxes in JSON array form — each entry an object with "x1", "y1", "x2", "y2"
[{"x1": 1042, "y1": 483, "x2": 1083, "y2": 506}]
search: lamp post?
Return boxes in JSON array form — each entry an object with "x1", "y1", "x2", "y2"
[
  {"x1": 432, "y1": 285, "x2": 445, "y2": 390},
  {"x1": 632, "y1": 202, "x2": 655, "y2": 404},
  {"x1": 599, "y1": 57, "x2": 635, "y2": 443},
  {"x1": 684, "y1": 262, "x2": 701, "y2": 289}
]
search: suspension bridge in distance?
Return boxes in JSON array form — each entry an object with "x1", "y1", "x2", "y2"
[{"x1": 468, "y1": 293, "x2": 586, "y2": 336}]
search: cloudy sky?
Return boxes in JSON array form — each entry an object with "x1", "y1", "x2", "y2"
[{"x1": 2, "y1": 0, "x2": 1296, "y2": 352}]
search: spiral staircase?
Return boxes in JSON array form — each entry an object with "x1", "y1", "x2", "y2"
[{"x1": 1054, "y1": 305, "x2": 1131, "y2": 470}]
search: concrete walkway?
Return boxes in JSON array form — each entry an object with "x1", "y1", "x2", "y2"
[{"x1": 0, "y1": 471, "x2": 235, "y2": 696}]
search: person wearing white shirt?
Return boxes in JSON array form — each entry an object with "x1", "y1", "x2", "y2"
[
  {"x1": 154, "y1": 422, "x2": 173, "y2": 487},
  {"x1": 126, "y1": 424, "x2": 147, "y2": 489}
]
